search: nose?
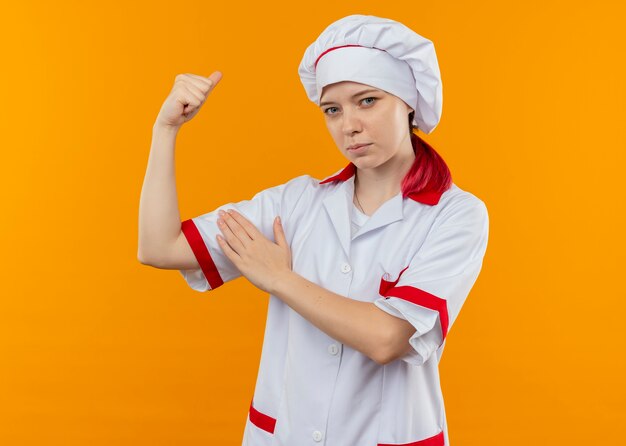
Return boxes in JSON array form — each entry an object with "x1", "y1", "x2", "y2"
[{"x1": 341, "y1": 108, "x2": 362, "y2": 136}]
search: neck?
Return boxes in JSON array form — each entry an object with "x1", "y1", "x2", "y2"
[{"x1": 354, "y1": 132, "x2": 415, "y2": 202}]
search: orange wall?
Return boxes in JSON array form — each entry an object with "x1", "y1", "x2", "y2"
[{"x1": 1, "y1": 0, "x2": 624, "y2": 444}]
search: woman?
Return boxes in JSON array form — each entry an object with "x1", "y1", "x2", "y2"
[{"x1": 138, "y1": 14, "x2": 489, "y2": 446}]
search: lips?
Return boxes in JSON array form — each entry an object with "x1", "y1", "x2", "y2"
[{"x1": 347, "y1": 143, "x2": 371, "y2": 151}]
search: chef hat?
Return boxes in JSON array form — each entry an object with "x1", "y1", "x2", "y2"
[{"x1": 298, "y1": 14, "x2": 443, "y2": 134}]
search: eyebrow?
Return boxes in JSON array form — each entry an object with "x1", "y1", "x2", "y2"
[{"x1": 319, "y1": 89, "x2": 381, "y2": 107}]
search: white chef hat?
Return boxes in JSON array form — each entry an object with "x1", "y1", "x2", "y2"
[{"x1": 298, "y1": 14, "x2": 443, "y2": 134}]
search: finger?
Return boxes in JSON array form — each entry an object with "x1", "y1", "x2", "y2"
[
  {"x1": 186, "y1": 71, "x2": 222, "y2": 88},
  {"x1": 274, "y1": 216, "x2": 287, "y2": 247},
  {"x1": 185, "y1": 76, "x2": 216, "y2": 97},
  {"x1": 221, "y1": 212, "x2": 253, "y2": 247},
  {"x1": 216, "y1": 234, "x2": 241, "y2": 264},
  {"x1": 184, "y1": 83, "x2": 207, "y2": 104},
  {"x1": 181, "y1": 72, "x2": 212, "y2": 82},
  {"x1": 180, "y1": 72, "x2": 221, "y2": 94},
  {"x1": 274, "y1": 217, "x2": 292, "y2": 269},
  {"x1": 225, "y1": 209, "x2": 262, "y2": 240},
  {"x1": 217, "y1": 217, "x2": 246, "y2": 253}
]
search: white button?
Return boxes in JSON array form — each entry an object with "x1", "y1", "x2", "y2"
[
  {"x1": 328, "y1": 344, "x2": 339, "y2": 355},
  {"x1": 312, "y1": 430, "x2": 323, "y2": 442},
  {"x1": 340, "y1": 263, "x2": 352, "y2": 273}
]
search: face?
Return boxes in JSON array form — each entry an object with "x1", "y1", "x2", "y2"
[{"x1": 319, "y1": 81, "x2": 414, "y2": 170}]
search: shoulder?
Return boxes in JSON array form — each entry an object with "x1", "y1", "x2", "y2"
[
  {"x1": 252, "y1": 174, "x2": 317, "y2": 200},
  {"x1": 281, "y1": 173, "x2": 337, "y2": 197},
  {"x1": 269, "y1": 174, "x2": 325, "y2": 215},
  {"x1": 251, "y1": 173, "x2": 332, "y2": 207},
  {"x1": 428, "y1": 183, "x2": 489, "y2": 227},
  {"x1": 278, "y1": 174, "x2": 322, "y2": 198},
  {"x1": 285, "y1": 173, "x2": 320, "y2": 189}
]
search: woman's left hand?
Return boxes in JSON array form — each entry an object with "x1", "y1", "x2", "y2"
[{"x1": 216, "y1": 209, "x2": 292, "y2": 294}]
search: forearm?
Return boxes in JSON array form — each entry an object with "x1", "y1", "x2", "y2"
[
  {"x1": 137, "y1": 123, "x2": 182, "y2": 262},
  {"x1": 270, "y1": 271, "x2": 393, "y2": 364}
]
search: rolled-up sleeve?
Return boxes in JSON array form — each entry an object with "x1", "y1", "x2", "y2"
[
  {"x1": 179, "y1": 175, "x2": 312, "y2": 292},
  {"x1": 374, "y1": 197, "x2": 490, "y2": 366}
]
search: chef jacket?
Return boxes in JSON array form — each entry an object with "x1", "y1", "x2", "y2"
[{"x1": 179, "y1": 162, "x2": 489, "y2": 446}]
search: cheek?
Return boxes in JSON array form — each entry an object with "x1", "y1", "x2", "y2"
[
  {"x1": 382, "y1": 109, "x2": 410, "y2": 137},
  {"x1": 325, "y1": 121, "x2": 342, "y2": 140}
]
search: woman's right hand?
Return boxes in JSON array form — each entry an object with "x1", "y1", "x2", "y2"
[{"x1": 155, "y1": 71, "x2": 223, "y2": 130}]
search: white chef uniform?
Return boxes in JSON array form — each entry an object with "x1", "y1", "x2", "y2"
[{"x1": 178, "y1": 134, "x2": 489, "y2": 446}]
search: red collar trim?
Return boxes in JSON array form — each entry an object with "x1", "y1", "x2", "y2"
[
  {"x1": 319, "y1": 162, "x2": 356, "y2": 184},
  {"x1": 318, "y1": 135, "x2": 445, "y2": 206}
]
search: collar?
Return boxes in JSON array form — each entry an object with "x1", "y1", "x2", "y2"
[{"x1": 318, "y1": 134, "x2": 445, "y2": 206}]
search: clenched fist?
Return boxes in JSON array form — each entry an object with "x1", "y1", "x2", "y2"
[{"x1": 155, "y1": 71, "x2": 223, "y2": 129}]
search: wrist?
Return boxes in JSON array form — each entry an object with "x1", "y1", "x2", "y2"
[
  {"x1": 269, "y1": 269, "x2": 297, "y2": 296},
  {"x1": 153, "y1": 121, "x2": 181, "y2": 136}
]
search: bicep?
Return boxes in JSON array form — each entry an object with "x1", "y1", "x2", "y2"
[
  {"x1": 173, "y1": 175, "x2": 312, "y2": 292},
  {"x1": 143, "y1": 231, "x2": 199, "y2": 270}
]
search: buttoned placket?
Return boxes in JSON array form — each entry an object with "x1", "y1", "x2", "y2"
[
  {"x1": 312, "y1": 238, "x2": 352, "y2": 445},
  {"x1": 295, "y1": 175, "x2": 406, "y2": 446}
]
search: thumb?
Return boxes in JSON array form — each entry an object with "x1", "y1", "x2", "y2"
[
  {"x1": 207, "y1": 70, "x2": 223, "y2": 88},
  {"x1": 274, "y1": 216, "x2": 287, "y2": 246}
]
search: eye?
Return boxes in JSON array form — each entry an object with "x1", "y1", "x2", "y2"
[
  {"x1": 323, "y1": 97, "x2": 377, "y2": 115},
  {"x1": 361, "y1": 97, "x2": 377, "y2": 106}
]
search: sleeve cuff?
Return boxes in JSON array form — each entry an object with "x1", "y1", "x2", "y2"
[
  {"x1": 374, "y1": 294, "x2": 445, "y2": 366},
  {"x1": 180, "y1": 219, "x2": 224, "y2": 291}
]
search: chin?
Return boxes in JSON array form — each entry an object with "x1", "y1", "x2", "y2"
[{"x1": 352, "y1": 157, "x2": 378, "y2": 170}]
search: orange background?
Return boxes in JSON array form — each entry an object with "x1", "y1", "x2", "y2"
[{"x1": 1, "y1": 0, "x2": 625, "y2": 444}]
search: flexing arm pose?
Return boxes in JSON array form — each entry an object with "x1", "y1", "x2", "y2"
[
  {"x1": 137, "y1": 72, "x2": 222, "y2": 268},
  {"x1": 137, "y1": 72, "x2": 415, "y2": 365}
]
